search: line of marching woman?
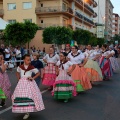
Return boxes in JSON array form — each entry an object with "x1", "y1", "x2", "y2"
[{"x1": 0, "y1": 44, "x2": 119, "y2": 119}]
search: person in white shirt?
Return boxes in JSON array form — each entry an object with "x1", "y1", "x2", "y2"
[
  {"x1": 5, "y1": 46, "x2": 10, "y2": 61},
  {"x1": 99, "y1": 44, "x2": 113, "y2": 80},
  {"x1": 67, "y1": 45, "x2": 92, "y2": 93},
  {"x1": 109, "y1": 46, "x2": 119, "y2": 71},
  {"x1": 42, "y1": 47, "x2": 59, "y2": 89},
  {"x1": 52, "y1": 52, "x2": 76, "y2": 102},
  {"x1": 84, "y1": 45, "x2": 103, "y2": 83},
  {"x1": 16, "y1": 46, "x2": 22, "y2": 67}
]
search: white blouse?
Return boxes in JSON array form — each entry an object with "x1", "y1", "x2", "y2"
[
  {"x1": 56, "y1": 61, "x2": 73, "y2": 70},
  {"x1": 84, "y1": 50, "x2": 96, "y2": 60},
  {"x1": 68, "y1": 52, "x2": 85, "y2": 64},
  {"x1": 102, "y1": 51, "x2": 111, "y2": 57},
  {"x1": 17, "y1": 65, "x2": 38, "y2": 78},
  {"x1": 43, "y1": 54, "x2": 59, "y2": 63}
]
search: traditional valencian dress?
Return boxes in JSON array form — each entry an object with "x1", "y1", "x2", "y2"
[
  {"x1": 99, "y1": 50, "x2": 113, "y2": 79},
  {"x1": 84, "y1": 49, "x2": 103, "y2": 82},
  {"x1": 42, "y1": 54, "x2": 59, "y2": 86},
  {"x1": 0, "y1": 63, "x2": 11, "y2": 100},
  {"x1": 109, "y1": 50, "x2": 119, "y2": 71},
  {"x1": 12, "y1": 64, "x2": 45, "y2": 113},
  {"x1": 52, "y1": 61, "x2": 76, "y2": 100},
  {"x1": 68, "y1": 52, "x2": 92, "y2": 92}
]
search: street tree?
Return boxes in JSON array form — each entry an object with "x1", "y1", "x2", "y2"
[
  {"x1": 73, "y1": 29, "x2": 91, "y2": 45},
  {"x1": 4, "y1": 21, "x2": 38, "y2": 46},
  {"x1": 43, "y1": 26, "x2": 73, "y2": 45}
]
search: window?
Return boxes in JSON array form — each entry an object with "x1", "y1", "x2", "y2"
[
  {"x1": 23, "y1": 2, "x2": 32, "y2": 9},
  {"x1": 8, "y1": 3, "x2": 16, "y2": 10},
  {"x1": 62, "y1": 3, "x2": 67, "y2": 11},
  {"x1": 41, "y1": 20, "x2": 43, "y2": 23},
  {"x1": 8, "y1": 20, "x2": 16, "y2": 24},
  {"x1": 23, "y1": 19, "x2": 32, "y2": 23},
  {"x1": 41, "y1": 4, "x2": 43, "y2": 7}
]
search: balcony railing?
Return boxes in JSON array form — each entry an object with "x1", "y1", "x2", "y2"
[
  {"x1": 75, "y1": 11, "x2": 94, "y2": 25},
  {"x1": 76, "y1": 0, "x2": 94, "y2": 14},
  {"x1": 38, "y1": 23, "x2": 73, "y2": 29},
  {"x1": 0, "y1": 9, "x2": 4, "y2": 16},
  {"x1": 35, "y1": 6, "x2": 73, "y2": 15}
]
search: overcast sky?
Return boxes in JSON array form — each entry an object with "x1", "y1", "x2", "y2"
[{"x1": 111, "y1": 0, "x2": 120, "y2": 15}]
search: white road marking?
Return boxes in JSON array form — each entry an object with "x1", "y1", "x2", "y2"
[
  {"x1": 0, "y1": 89, "x2": 48, "y2": 115},
  {"x1": 0, "y1": 106, "x2": 12, "y2": 115}
]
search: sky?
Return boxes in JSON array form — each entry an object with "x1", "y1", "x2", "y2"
[{"x1": 111, "y1": 0, "x2": 120, "y2": 15}]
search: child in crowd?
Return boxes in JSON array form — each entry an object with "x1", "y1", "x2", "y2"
[
  {"x1": 52, "y1": 52, "x2": 76, "y2": 102},
  {"x1": 31, "y1": 52, "x2": 44, "y2": 87}
]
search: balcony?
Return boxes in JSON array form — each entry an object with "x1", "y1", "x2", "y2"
[
  {"x1": 38, "y1": 23, "x2": 73, "y2": 29},
  {"x1": 93, "y1": 0, "x2": 97, "y2": 7},
  {"x1": 86, "y1": 0, "x2": 97, "y2": 8},
  {"x1": 75, "y1": 11, "x2": 94, "y2": 26},
  {"x1": 35, "y1": 6, "x2": 73, "y2": 17},
  {"x1": 0, "y1": 9, "x2": 3, "y2": 17},
  {"x1": 75, "y1": 0, "x2": 95, "y2": 15}
]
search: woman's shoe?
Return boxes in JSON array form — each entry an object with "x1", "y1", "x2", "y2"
[{"x1": 23, "y1": 113, "x2": 30, "y2": 120}]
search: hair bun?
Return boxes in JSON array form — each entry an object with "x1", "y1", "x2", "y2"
[{"x1": 61, "y1": 52, "x2": 67, "y2": 57}]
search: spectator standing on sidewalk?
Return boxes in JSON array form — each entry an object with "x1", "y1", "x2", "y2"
[
  {"x1": 0, "y1": 44, "x2": 5, "y2": 59},
  {"x1": 5, "y1": 46, "x2": 10, "y2": 61},
  {"x1": 16, "y1": 46, "x2": 22, "y2": 67}
]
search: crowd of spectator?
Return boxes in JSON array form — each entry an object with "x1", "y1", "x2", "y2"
[{"x1": 0, "y1": 44, "x2": 46, "y2": 68}]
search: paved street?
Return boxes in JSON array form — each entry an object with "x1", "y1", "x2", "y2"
[{"x1": 0, "y1": 60, "x2": 120, "y2": 120}]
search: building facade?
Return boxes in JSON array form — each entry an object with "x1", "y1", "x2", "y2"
[
  {"x1": 0, "y1": 0, "x2": 97, "y2": 50},
  {"x1": 94, "y1": 0, "x2": 114, "y2": 40},
  {"x1": 112, "y1": 13, "x2": 120, "y2": 37},
  {"x1": 0, "y1": 0, "x2": 97, "y2": 31}
]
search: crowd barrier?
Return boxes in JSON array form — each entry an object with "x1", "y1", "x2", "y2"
[{"x1": 5, "y1": 59, "x2": 46, "y2": 68}]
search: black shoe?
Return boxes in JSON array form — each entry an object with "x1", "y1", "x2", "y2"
[{"x1": 0, "y1": 102, "x2": 6, "y2": 107}]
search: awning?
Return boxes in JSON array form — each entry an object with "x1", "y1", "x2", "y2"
[{"x1": 0, "y1": 18, "x2": 9, "y2": 30}]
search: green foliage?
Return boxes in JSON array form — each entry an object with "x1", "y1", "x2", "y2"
[
  {"x1": 43, "y1": 26, "x2": 73, "y2": 45},
  {"x1": 73, "y1": 29, "x2": 91, "y2": 45},
  {"x1": 112, "y1": 34, "x2": 120, "y2": 43},
  {"x1": 4, "y1": 21, "x2": 38, "y2": 46},
  {"x1": 97, "y1": 38, "x2": 105, "y2": 47},
  {"x1": 43, "y1": 27, "x2": 105, "y2": 46},
  {"x1": 88, "y1": 36, "x2": 97, "y2": 46}
]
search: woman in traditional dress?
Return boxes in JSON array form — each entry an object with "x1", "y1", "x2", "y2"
[
  {"x1": 42, "y1": 47, "x2": 59, "y2": 89},
  {"x1": 52, "y1": 52, "x2": 76, "y2": 102},
  {"x1": 109, "y1": 46, "x2": 119, "y2": 71},
  {"x1": 84, "y1": 45, "x2": 103, "y2": 83},
  {"x1": 0, "y1": 52, "x2": 11, "y2": 107},
  {"x1": 99, "y1": 44, "x2": 113, "y2": 80},
  {"x1": 65, "y1": 44, "x2": 71, "y2": 56},
  {"x1": 12, "y1": 54, "x2": 45, "y2": 120},
  {"x1": 68, "y1": 46, "x2": 92, "y2": 93}
]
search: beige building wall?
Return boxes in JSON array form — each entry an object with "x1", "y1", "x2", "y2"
[
  {"x1": 3, "y1": 0, "x2": 37, "y2": 23},
  {"x1": 29, "y1": 30, "x2": 52, "y2": 53}
]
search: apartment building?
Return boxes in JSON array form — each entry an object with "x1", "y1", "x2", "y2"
[
  {"x1": 94, "y1": 0, "x2": 114, "y2": 41},
  {"x1": 0, "y1": 0, "x2": 97, "y2": 49},
  {"x1": 0, "y1": 0, "x2": 98, "y2": 30},
  {"x1": 112, "y1": 13, "x2": 120, "y2": 37}
]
